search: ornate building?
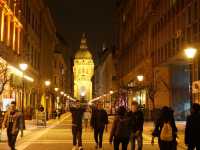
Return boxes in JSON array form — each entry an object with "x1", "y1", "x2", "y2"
[{"x1": 73, "y1": 34, "x2": 94, "y2": 101}]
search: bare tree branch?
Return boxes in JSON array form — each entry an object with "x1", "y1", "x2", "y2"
[{"x1": 0, "y1": 63, "x2": 10, "y2": 95}]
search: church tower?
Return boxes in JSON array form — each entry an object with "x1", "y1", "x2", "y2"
[{"x1": 73, "y1": 34, "x2": 94, "y2": 101}]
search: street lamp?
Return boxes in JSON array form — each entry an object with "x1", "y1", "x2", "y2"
[
  {"x1": 184, "y1": 47, "x2": 197, "y2": 59},
  {"x1": 44, "y1": 80, "x2": 51, "y2": 119},
  {"x1": 60, "y1": 91, "x2": 64, "y2": 95},
  {"x1": 184, "y1": 47, "x2": 197, "y2": 106},
  {"x1": 19, "y1": 63, "x2": 28, "y2": 71},
  {"x1": 137, "y1": 75, "x2": 144, "y2": 105},
  {"x1": 45, "y1": 80, "x2": 51, "y2": 87},
  {"x1": 19, "y1": 63, "x2": 28, "y2": 113},
  {"x1": 54, "y1": 87, "x2": 59, "y2": 92},
  {"x1": 137, "y1": 75, "x2": 144, "y2": 82}
]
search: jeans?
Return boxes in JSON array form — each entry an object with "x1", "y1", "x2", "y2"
[
  {"x1": 7, "y1": 129, "x2": 18, "y2": 150},
  {"x1": 113, "y1": 137, "x2": 129, "y2": 150},
  {"x1": 72, "y1": 126, "x2": 82, "y2": 147},
  {"x1": 94, "y1": 127, "x2": 105, "y2": 148},
  {"x1": 130, "y1": 132, "x2": 143, "y2": 150},
  {"x1": 159, "y1": 139, "x2": 177, "y2": 150}
]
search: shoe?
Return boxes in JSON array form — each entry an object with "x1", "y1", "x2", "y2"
[
  {"x1": 72, "y1": 146, "x2": 77, "y2": 150},
  {"x1": 78, "y1": 146, "x2": 83, "y2": 150}
]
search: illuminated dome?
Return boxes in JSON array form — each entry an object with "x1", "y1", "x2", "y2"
[
  {"x1": 75, "y1": 34, "x2": 92, "y2": 59},
  {"x1": 73, "y1": 33, "x2": 94, "y2": 100}
]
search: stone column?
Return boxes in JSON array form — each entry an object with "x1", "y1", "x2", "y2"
[
  {"x1": 0, "y1": 9, "x2": 5, "y2": 41},
  {"x1": 6, "y1": 14, "x2": 11, "y2": 46},
  {"x1": 12, "y1": 22, "x2": 16, "y2": 50},
  {"x1": 17, "y1": 27, "x2": 21, "y2": 54}
]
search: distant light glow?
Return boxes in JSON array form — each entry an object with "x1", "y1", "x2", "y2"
[
  {"x1": 45, "y1": 80, "x2": 51, "y2": 87},
  {"x1": 80, "y1": 92, "x2": 85, "y2": 97},
  {"x1": 109, "y1": 90, "x2": 114, "y2": 94}
]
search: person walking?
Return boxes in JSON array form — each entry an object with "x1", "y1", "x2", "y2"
[
  {"x1": 185, "y1": 103, "x2": 200, "y2": 150},
  {"x1": 128, "y1": 101, "x2": 144, "y2": 150},
  {"x1": 70, "y1": 100, "x2": 85, "y2": 150},
  {"x1": 83, "y1": 108, "x2": 91, "y2": 131},
  {"x1": 2, "y1": 101, "x2": 24, "y2": 150},
  {"x1": 110, "y1": 106, "x2": 131, "y2": 150},
  {"x1": 151, "y1": 106, "x2": 177, "y2": 150},
  {"x1": 91, "y1": 102, "x2": 108, "y2": 150}
]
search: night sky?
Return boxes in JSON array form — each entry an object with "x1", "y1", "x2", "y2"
[{"x1": 45, "y1": 0, "x2": 115, "y2": 58}]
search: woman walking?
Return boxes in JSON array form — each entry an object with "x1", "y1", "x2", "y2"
[
  {"x1": 151, "y1": 106, "x2": 177, "y2": 150},
  {"x1": 110, "y1": 106, "x2": 131, "y2": 150}
]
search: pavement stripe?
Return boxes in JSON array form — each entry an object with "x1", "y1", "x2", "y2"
[{"x1": 16, "y1": 140, "x2": 154, "y2": 144}]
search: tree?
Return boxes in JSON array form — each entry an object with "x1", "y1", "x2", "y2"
[
  {"x1": 0, "y1": 62, "x2": 10, "y2": 95},
  {"x1": 146, "y1": 69, "x2": 171, "y2": 120}
]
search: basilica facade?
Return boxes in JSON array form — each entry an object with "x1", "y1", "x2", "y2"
[{"x1": 73, "y1": 34, "x2": 94, "y2": 101}]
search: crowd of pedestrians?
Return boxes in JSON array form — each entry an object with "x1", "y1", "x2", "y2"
[
  {"x1": 69, "y1": 100, "x2": 200, "y2": 150},
  {"x1": 1, "y1": 100, "x2": 200, "y2": 150}
]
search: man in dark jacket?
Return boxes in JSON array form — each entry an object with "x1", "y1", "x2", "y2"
[
  {"x1": 129, "y1": 101, "x2": 144, "y2": 150},
  {"x1": 70, "y1": 100, "x2": 85, "y2": 150},
  {"x1": 185, "y1": 103, "x2": 200, "y2": 150},
  {"x1": 2, "y1": 101, "x2": 24, "y2": 150},
  {"x1": 91, "y1": 102, "x2": 108, "y2": 150}
]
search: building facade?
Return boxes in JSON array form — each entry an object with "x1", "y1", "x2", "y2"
[
  {"x1": 116, "y1": 0, "x2": 200, "y2": 119},
  {"x1": 0, "y1": 0, "x2": 58, "y2": 119},
  {"x1": 73, "y1": 34, "x2": 94, "y2": 101}
]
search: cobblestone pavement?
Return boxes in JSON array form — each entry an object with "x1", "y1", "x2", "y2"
[{"x1": 0, "y1": 113, "x2": 187, "y2": 150}]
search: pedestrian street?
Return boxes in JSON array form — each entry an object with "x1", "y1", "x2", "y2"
[{"x1": 0, "y1": 113, "x2": 186, "y2": 150}]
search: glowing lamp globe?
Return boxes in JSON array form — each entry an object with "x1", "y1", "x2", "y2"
[
  {"x1": 137, "y1": 75, "x2": 144, "y2": 82},
  {"x1": 19, "y1": 63, "x2": 28, "y2": 71},
  {"x1": 45, "y1": 80, "x2": 51, "y2": 87},
  {"x1": 184, "y1": 47, "x2": 197, "y2": 59}
]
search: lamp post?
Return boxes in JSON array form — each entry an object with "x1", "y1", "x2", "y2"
[
  {"x1": 137, "y1": 75, "x2": 144, "y2": 105},
  {"x1": 44, "y1": 80, "x2": 51, "y2": 119},
  {"x1": 184, "y1": 47, "x2": 197, "y2": 107},
  {"x1": 54, "y1": 87, "x2": 59, "y2": 110},
  {"x1": 19, "y1": 63, "x2": 28, "y2": 113},
  {"x1": 109, "y1": 90, "x2": 114, "y2": 113},
  {"x1": 60, "y1": 91, "x2": 64, "y2": 113}
]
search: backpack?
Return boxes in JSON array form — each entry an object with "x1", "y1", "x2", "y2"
[
  {"x1": 115, "y1": 117, "x2": 130, "y2": 138},
  {"x1": 160, "y1": 122, "x2": 173, "y2": 141}
]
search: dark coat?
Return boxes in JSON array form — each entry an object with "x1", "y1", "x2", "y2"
[
  {"x1": 70, "y1": 107, "x2": 85, "y2": 128},
  {"x1": 90, "y1": 109, "x2": 108, "y2": 129},
  {"x1": 109, "y1": 115, "x2": 131, "y2": 142},
  {"x1": 185, "y1": 112, "x2": 200, "y2": 145},
  {"x1": 152, "y1": 116, "x2": 177, "y2": 141},
  {"x1": 128, "y1": 110, "x2": 144, "y2": 133}
]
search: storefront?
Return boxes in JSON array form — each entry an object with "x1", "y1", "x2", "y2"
[{"x1": 0, "y1": 57, "x2": 36, "y2": 119}]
